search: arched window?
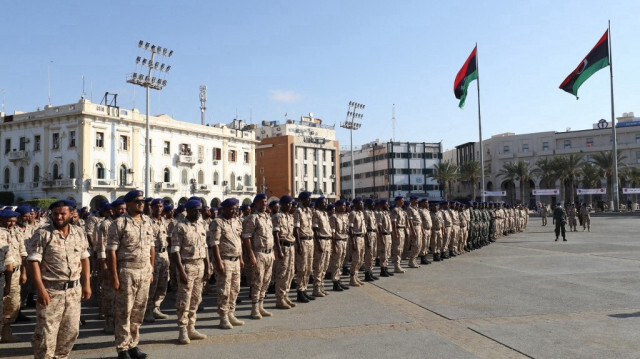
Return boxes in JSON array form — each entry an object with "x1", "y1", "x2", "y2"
[
  {"x1": 33, "y1": 165, "x2": 40, "y2": 182},
  {"x1": 230, "y1": 172, "x2": 236, "y2": 189},
  {"x1": 181, "y1": 169, "x2": 188, "y2": 185},
  {"x1": 69, "y1": 162, "x2": 76, "y2": 179},
  {"x1": 163, "y1": 168, "x2": 171, "y2": 183},
  {"x1": 213, "y1": 171, "x2": 219, "y2": 186},
  {"x1": 119, "y1": 165, "x2": 127, "y2": 186},
  {"x1": 3, "y1": 168, "x2": 9, "y2": 184},
  {"x1": 244, "y1": 174, "x2": 252, "y2": 186},
  {"x1": 96, "y1": 163, "x2": 105, "y2": 179},
  {"x1": 198, "y1": 170, "x2": 204, "y2": 184},
  {"x1": 53, "y1": 164, "x2": 59, "y2": 179},
  {"x1": 18, "y1": 166, "x2": 25, "y2": 183}
]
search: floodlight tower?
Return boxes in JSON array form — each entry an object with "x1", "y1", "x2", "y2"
[
  {"x1": 340, "y1": 101, "x2": 365, "y2": 200},
  {"x1": 200, "y1": 85, "x2": 207, "y2": 125},
  {"x1": 126, "y1": 40, "x2": 173, "y2": 195}
]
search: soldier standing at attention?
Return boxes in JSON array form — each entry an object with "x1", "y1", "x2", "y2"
[
  {"x1": 440, "y1": 202, "x2": 453, "y2": 259},
  {"x1": 311, "y1": 197, "x2": 332, "y2": 297},
  {"x1": 418, "y1": 199, "x2": 432, "y2": 265},
  {"x1": 293, "y1": 191, "x2": 315, "y2": 303},
  {"x1": 1, "y1": 209, "x2": 27, "y2": 343},
  {"x1": 567, "y1": 203, "x2": 578, "y2": 232},
  {"x1": 107, "y1": 190, "x2": 154, "y2": 359},
  {"x1": 348, "y1": 198, "x2": 366, "y2": 286},
  {"x1": 430, "y1": 202, "x2": 444, "y2": 261},
  {"x1": 390, "y1": 196, "x2": 408, "y2": 273},
  {"x1": 580, "y1": 203, "x2": 591, "y2": 232},
  {"x1": 272, "y1": 195, "x2": 297, "y2": 309},
  {"x1": 210, "y1": 198, "x2": 245, "y2": 329},
  {"x1": 375, "y1": 200, "x2": 394, "y2": 277},
  {"x1": 329, "y1": 200, "x2": 352, "y2": 289},
  {"x1": 145, "y1": 199, "x2": 170, "y2": 323},
  {"x1": 552, "y1": 204, "x2": 567, "y2": 242},
  {"x1": 16, "y1": 206, "x2": 35, "y2": 322},
  {"x1": 27, "y1": 200, "x2": 91, "y2": 358},
  {"x1": 242, "y1": 194, "x2": 276, "y2": 319},
  {"x1": 0, "y1": 214, "x2": 16, "y2": 342},
  {"x1": 363, "y1": 198, "x2": 379, "y2": 281},
  {"x1": 405, "y1": 196, "x2": 422, "y2": 268},
  {"x1": 171, "y1": 199, "x2": 209, "y2": 344}
]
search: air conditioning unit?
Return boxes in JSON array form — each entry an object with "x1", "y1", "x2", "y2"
[
  {"x1": 198, "y1": 159, "x2": 203, "y2": 163},
  {"x1": 222, "y1": 181, "x2": 228, "y2": 186},
  {"x1": 213, "y1": 161, "x2": 218, "y2": 165},
  {"x1": 127, "y1": 169, "x2": 134, "y2": 173}
]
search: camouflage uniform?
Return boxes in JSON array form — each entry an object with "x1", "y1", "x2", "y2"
[
  {"x1": 28, "y1": 224, "x2": 89, "y2": 358},
  {"x1": 430, "y1": 208, "x2": 444, "y2": 258},
  {"x1": 147, "y1": 216, "x2": 169, "y2": 314},
  {"x1": 107, "y1": 215, "x2": 153, "y2": 353},
  {"x1": 95, "y1": 217, "x2": 114, "y2": 329},
  {"x1": 0, "y1": 230, "x2": 16, "y2": 337},
  {"x1": 293, "y1": 206, "x2": 314, "y2": 293},
  {"x1": 419, "y1": 206, "x2": 432, "y2": 258},
  {"x1": 242, "y1": 212, "x2": 275, "y2": 307},
  {"x1": 441, "y1": 208, "x2": 453, "y2": 255},
  {"x1": 390, "y1": 207, "x2": 408, "y2": 271},
  {"x1": 312, "y1": 209, "x2": 332, "y2": 296},
  {"x1": 363, "y1": 208, "x2": 378, "y2": 273},
  {"x1": 273, "y1": 211, "x2": 295, "y2": 305},
  {"x1": 405, "y1": 204, "x2": 422, "y2": 267},
  {"x1": 348, "y1": 209, "x2": 366, "y2": 284},
  {"x1": 329, "y1": 212, "x2": 349, "y2": 282},
  {"x1": 2, "y1": 227, "x2": 26, "y2": 332},
  {"x1": 376, "y1": 209, "x2": 393, "y2": 270},
  {"x1": 210, "y1": 216, "x2": 243, "y2": 321}
]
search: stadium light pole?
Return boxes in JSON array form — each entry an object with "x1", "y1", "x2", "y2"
[
  {"x1": 126, "y1": 41, "x2": 173, "y2": 195},
  {"x1": 340, "y1": 101, "x2": 365, "y2": 200}
]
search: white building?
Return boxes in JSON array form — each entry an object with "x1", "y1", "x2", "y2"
[
  {"x1": 340, "y1": 139, "x2": 442, "y2": 200},
  {"x1": 0, "y1": 99, "x2": 257, "y2": 208}
]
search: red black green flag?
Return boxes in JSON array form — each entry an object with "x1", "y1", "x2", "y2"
[
  {"x1": 454, "y1": 45, "x2": 478, "y2": 108},
  {"x1": 560, "y1": 30, "x2": 610, "y2": 98}
]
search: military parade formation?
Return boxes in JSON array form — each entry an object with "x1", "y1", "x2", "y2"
[{"x1": 0, "y1": 189, "x2": 530, "y2": 358}]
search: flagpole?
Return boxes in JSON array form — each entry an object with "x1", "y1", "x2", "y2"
[
  {"x1": 476, "y1": 43, "x2": 486, "y2": 203},
  {"x1": 608, "y1": 20, "x2": 619, "y2": 212}
]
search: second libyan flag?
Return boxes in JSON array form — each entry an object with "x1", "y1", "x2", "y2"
[
  {"x1": 560, "y1": 30, "x2": 610, "y2": 98},
  {"x1": 454, "y1": 45, "x2": 478, "y2": 108}
]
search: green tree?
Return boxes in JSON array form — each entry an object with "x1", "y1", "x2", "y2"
[
  {"x1": 498, "y1": 160, "x2": 533, "y2": 204},
  {"x1": 556, "y1": 154, "x2": 584, "y2": 204},
  {"x1": 621, "y1": 166, "x2": 640, "y2": 204},
  {"x1": 459, "y1": 160, "x2": 481, "y2": 200},
  {"x1": 430, "y1": 161, "x2": 459, "y2": 200},
  {"x1": 591, "y1": 150, "x2": 627, "y2": 203},
  {"x1": 579, "y1": 162, "x2": 601, "y2": 206}
]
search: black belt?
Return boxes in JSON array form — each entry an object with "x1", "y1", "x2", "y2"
[
  {"x1": 353, "y1": 233, "x2": 364, "y2": 237},
  {"x1": 299, "y1": 237, "x2": 313, "y2": 241},
  {"x1": 396, "y1": 226, "x2": 405, "y2": 228},
  {"x1": 45, "y1": 280, "x2": 80, "y2": 291},
  {"x1": 258, "y1": 249, "x2": 273, "y2": 254},
  {"x1": 318, "y1": 236, "x2": 331, "y2": 240},
  {"x1": 367, "y1": 230, "x2": 375, "y2": 233},
  {"x1": 336, "y1": 238, "x2": 348, "y2": 241},
  {"x1": 222, "y1": 256, "x2": 239, "y2": 261},
  {"x1": 157, "y1": 248, "x2": 166, "y2": 253},
  {"x1": 280, "y1": 242, "x2": 294, "y2": 247},
  {"x1": 382, "y1": 232, "x2": 391, "y2": 235}
]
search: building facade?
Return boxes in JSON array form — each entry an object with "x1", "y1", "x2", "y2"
[
  {"x1": 340, "y1": 139, "x2": 442, "y2": 200},
  {"x1": 0, "y1": 99, "x2": 257, "y2": 208},
  {"x1": 254, "y1": 114, "x2": 340, "y2": 202}
]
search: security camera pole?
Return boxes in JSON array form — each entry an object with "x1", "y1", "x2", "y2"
[{"x1": 341, "y1": 101, "x2": 365, "y2": 200}]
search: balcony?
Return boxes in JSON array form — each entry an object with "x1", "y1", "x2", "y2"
[
  {"x1": 245, "y1": 186, "x2": 256, "y2": 192},
  {"x1": 194, "y1": 184, "x2": 211, "y2": 193},
  {"x1": 89, "y1": 179, "x2": 117, "y2": 189},
  {"x1": 155, "y1": 182, "x2": 178, "y2": 192},
  {"x1": 178, "y1": 154, "x2": 196, "y2": 165},
  {"x1": 56, "y1": 178, "x2": 78, "y2": 189},
  {"x1": 8, "y1": 150, "x2": 28, "y2": 161},
  {"x1": 117, "y1": 181, "x2": 140, "y2": 190}
]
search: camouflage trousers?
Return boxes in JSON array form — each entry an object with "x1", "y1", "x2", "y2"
[
  {"x1": 431, "y1": 228, "x2": 443, "y2": 254},
  {"x1": 329, "y1": 240, "x2": 347, "y2": 281},
  {"x1": 295, "y1": 240, "x2": 313, "y2": 291},
  {"x1": 147, "y1": 252, "x2": 169, "y2": 310},
  {"x1": 350, "y1": 236, "x2": 365, "y2": 276},
  {"x1": 101, "y1": 273, "x2": 115, "y2": 321},
  {"x1": 312, "y1": 239, "x2": 331, "y2": 291},
  {"x1": 2, "y1": 268, "x2": 20, "y2": 325},
  {"x1": 250, "y1": 252, "x2": 274, "y2": 303},
  {"x1": 216, "y1": 258, "x2": 240, "y2": 315},
  {"x1": 408, "y1": 228, "x2": 422, "y2": 261},
  {"x1": 392, "y1": 230, "x2": 406, "y2": 267},
  {"x1": 114, "y1": 263, "x2": 152, "y2": 351},
  {"x1": 459, "y1": 225, "x2": 468, "y2": 250},
  {"x1": 420, "y1": 228, "x2": 432, "y2": 256},
  {"x1": 274, "y1": 244, "x2": 295, "y2": 302},
  {"x1": 32, "y1": 285, "x2": 82, "y2": 359},
  {"x1": 364, "y1": 233, "x2": 377, "y2": 272},
  {"x1": 176, "y1": 260, "x2": 204, "y2": 328},
  {"x1": 449, "y1": 225, "x2": 460, "y2": 252},
  {"x1": 376, "y1": 234, "x2": 391, "y2": 268},
  {"x1": 442, "y1": 227, "x2": 452, "y2": 253}
]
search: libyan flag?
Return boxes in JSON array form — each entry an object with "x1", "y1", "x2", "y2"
[
  {"x1": 560, "y1": 30, "x2": 610, "y2": 98},
  {"x1": 454, "y1": 45, "x2": 478, "y2": 108}
]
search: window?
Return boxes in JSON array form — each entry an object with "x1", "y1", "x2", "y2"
[
  {"x1": 260, "y1": 151, "x2": 264, "y2": 158},
  {"x1": 96, "y1": 132, "x2": 104, "y2": 148},
  {"x1": 69, "y1": 162, "x2": 76, "y2": 179},
  {"x1": 33, "y1": 165, "x2": 40, "y2": 182},
  {"x1": 230, "y1": 172, "x2": 236, "y2": 189},
  {"x1": 18, "y1": 167, "x2": 25, "y2": 183},
  {"x1": 164, "y1": 168, "x2": 171, "y2": 182},
  {"x1": 19, "y1": 137, "x2": 26, "y2": 151},
  {"x1": 330, "y1": 150, "x2": 335, "y2": 162},
  {"x1": 260, "y1": 167, "x2": 264, "y2": 174},
  {"x1": 542, "y1": 141, "x2": 549, "y2": 151},
  {"x1": 303, "y1": 149, "x2": 307, "y2": 160},
  {"x1": 96, "y1": 163, "x2": 105, "y2": 179},
  {"x1": 119, "y1": 165, "x2": 127, "y2": 186},
  {"x1": 522, "y1": 143, "x2": 529, "y2": 153},
  {"x1": 503, "y1": 145, "x2": 510, "y2": 154},
  {"x1": 179, "y1": 143, "x2": 191, "y2": 155},
  {"x1": 244, "y1": 151, "x2": 250, "y2": 163},
  {"x1": 34, "y1": 135, "x2": 41, "y2": 151},
  {"x1": 4, "y1": 138, "x2": 10, "y2": 154},
  {"x1": 564, "y1": 140, "x2": 571, "y2": 149},
  {"x1": 52, "y1": 133, "x2": 60, "y2": 149},
  {"x1": 229, "y1": 150, "x2": 237, "y2": 162},
  {"x1": 164, "y1": 141, "x2": 171, "y2": 155},
  {"x1": 53, "y1": 164, "x2": 60, "y2": 179},
  {"x1": 198, "y1": 146, "x2": 204, "y2": 162},
  {"x1": 69, "y1": 130, "x2": 76, "y2": 147},
  {"x1": 313, "y1": 149, "x2": 318, "y2": 161},
  {"x1": 120, "y1": 135, "x2": 129, "y2": 150},
  {"x1": 244, "y1": 174, "x2": 251, "y2": 186},
  {"x1": 149, "y1": 139, "x2": 152, "y2": 153},
  {"x1": 586, "y1": 137, "x2": 594, "y2": 147},
  {"x1": 637, "y1": 151, "x2": 640, "y2": 164},
  {"x1": 213, "y1": 171, "x2": 219, "y2": 185},
  {"x1": 181, "y1": 169, "x2": 188, "y2": 185},
  {"x1": 198, "y1": 170, "x2": 204, "y2": 184},
  {"x1": 314, "y1": 165, "x2": 318, "y2": 177},
  {"x1": 3, "y1": 168, "x2": 9, "y2": 184},
  {"x1": 213, "y1": 147, "x2": 221, "y2": 161}
]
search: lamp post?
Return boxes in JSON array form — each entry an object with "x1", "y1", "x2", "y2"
[
  {"x1": 126, "y1": 40, "x2": 173, "y2": 195},
  {"x1": 340, "y1": 101, "x2": 365, "y2": 200}
]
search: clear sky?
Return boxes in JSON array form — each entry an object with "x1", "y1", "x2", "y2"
[{"x1": 1, "y1": 0, "x2": 638, "y2": 152}]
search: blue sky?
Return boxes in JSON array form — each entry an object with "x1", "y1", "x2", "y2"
[{"x1": 1, "y1": 0, "x2": 639, "y2": 151}]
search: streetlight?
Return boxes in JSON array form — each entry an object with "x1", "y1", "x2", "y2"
[
  {"x1": 340, "y1": 101, "x2": 365, "y2": 200},
  {"x1": 126, "y1": 40, "x2": 173, "y2": 196}
]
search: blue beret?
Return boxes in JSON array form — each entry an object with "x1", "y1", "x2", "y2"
[
  {"x1": 185, "y1": 199, "x2": 202, "y2": 209},
  {"x1": 151, "y1": 198, "x2": 164, "y2": 206},
  {"x1": 202, "y1": 205, "x2": 210, "y2": 210},
  {"x1": 98, "y1": 200, "x2": 109, "y2": 209},
  {"x1": 410, "y1": 195, "x2": 418, "y2": 200},
  {"x1": 335, "y1": 200, "x2": 346, "y2": 206},
  {"x1": 0, "y1": 210, "x2": 19, "y2": 218},
  {"x1": 15, "y1": 206, "x2": 31, "y2": 215},
  {"x1": 298, "y1": 191, "x2": 312, "y2": 200},
  {"x1": 124, "y1": 190, "x2": 144, "y2": 202},
  {"x1": 364, "y1": 198, "x2": 374, "y2": 205},
  {"x1": 346, "y1": 201, "x2": 351, "y2": 207},
  {"x1": 253, "y1": 193, "x2": 267, "y2": 203},
  {"x1": 240, "y1": 204, "x2": 249, "y2": 210},
  {"x1": 378, "y1": 199, "x2": 388, "y2": 205},
  {"x1": 352, "y1": 197, "x2": 362, "y2": 204},
  {"x1": 144, "y1": 197, "x2": 153, "y2": 202},
  {"x1": 49, "y1": 199, "x2": 76, "y2": 210},
  {"x1": 188, "y1": 196, "x2": 201, "y2": 202},
  {"x1": 309, "y1": 202, "x2": 316, "y2": 208},
  {"x1": 326, "y1": 204, "x2": 335, "y2": 211},
  {"x1": 221, "y1": 198, "x2": 240, "y2": 208},
  {"x1": 163, "y1": 203, "x2": 174, "y2": 212},
  {"x1": 177, "y1": 204, "x2": 185, "y2": 210},
  {"x1": 101, "y1": 203, "x2": 113, "y2": 212},
  {"x1": 419, "y1": 199, "x2": 428, "y2": 203},
  {"x1": 111, "y1": 199, "x2": 125, "y2": 207},
  {"x1": 269, "y1": 200, "x2": 279, "y2": 207},
  {"x1": 314, "y1": 196, "x2": 326, "y2": 206},
  {"x1": 394, "y1": 196, "x2": 404, "y2": 201},
  {"x1": 279, "y1": 195, "x2": 293, "y2": 205},
  {"x1": 291, "y1": 201, "x2": 298, "y2": 206}
]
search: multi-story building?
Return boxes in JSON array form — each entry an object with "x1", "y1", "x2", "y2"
[
  {"x1": 255, "y1": 114, "x2": 340, "y2": 202},
  {"x1": 340, "y1": 139, "x2": 442, "y2": 200},
  {"x1": 446, "y1": 113, "x2": 640, "y2": 206},
  {"x1": 0, "y1": 99, "x2": 257, "y2": 208}
]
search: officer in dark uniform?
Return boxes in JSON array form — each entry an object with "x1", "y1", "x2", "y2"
[{"x1": 552, "y1": 204, "x2": 567, "y2": 241}]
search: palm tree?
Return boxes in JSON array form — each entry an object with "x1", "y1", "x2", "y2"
[
  {"x1": 580, "y1": 162, "x2": 601, "y2": 206},
  {"x1": 459, "y1": 160, "x2": 481, "y2": 200},
  {"x1": 621, "y1": 166, "x2": 640, "y2": 205},
  {"x1": 533, "y1": 156, "x2": 560, "y2": 189},
  {"x1": 498, "y1": 160, "x2": 533, "y2": 204},
  {"x1": 430, "y1": 161, "x2": 459, "y2": 200},
  {"x1": 591, "y1": 150, "x2": 627, "y2": 203},
  {"x1": 556, "y1": 154, "x2": 584, "y2": 204}
]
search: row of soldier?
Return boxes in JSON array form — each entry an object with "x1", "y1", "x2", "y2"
[{"x1": 0, "y1": 191, "x2": 529, "y2": 359}]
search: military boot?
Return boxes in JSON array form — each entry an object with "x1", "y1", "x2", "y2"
[
  {"x1": 118, "y1": 351, "x2": 133, "y2": 359},
  {"x1": 152, "y1": 307, "x2": 169, "y2": 319},
  {"x1": 364, "y1": 271, "x2": 374, "y2": 282},
  {"x1": 284, "y1": 296, "x2": 297, "y2": 307},
  {"x1": 143, "y1": 308, "x2": 155, "y2": 323},
  {"x1": 251, "y1": 302, "x2": 262, "y2": 319},
  {"x1": 349, "y1": 275, "x2": 361, "y2": 287},
  {"x1": 178, "y1": 327, "x2": 190, "y2": 344},
  {"x1": 394, "y1": 265, "x2": 407, "y2": 274},
  {"x1": 384, "y1": 267, "x2": 394, "y2": 276},
  {"x1": 408, "y1": 259, "x2": 420, "y2": 268},
  {"x1": 104, "y1": 317, "x2": 115, "y2": 334},
  {"x1": 370, "y1": 271, "x2": 379, "y2": 280},
  {"x1": 259, "y1": 301, "x2": 273, "y2": 317},
  {"x1": 228, "y1": 312, "x2": 245, "y2": 326},
  {"x1": 188, "y1": 326, "x2": 207, "y2": 340},
  {"x1": 296, "y1": 290, "x2": 309, "y2": 303},
  {"x1": 333, "y1": 281, "x2": 344, "y2": 291},
  {"x1": 219, "y1": 313, "x2": 233, "y2": 329},
  {"x1": 276, "y1": 298, "x2": 291, "y2": 309},
  {"x1": 380, "y1": 267, "x2": 390, "y2": 277},
  {"x1": 1, "y1": 325, "x2": 20, "y2": 343},
  {"x1": 339, "y1": 280, "x2": 351, "y2": 290}
]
